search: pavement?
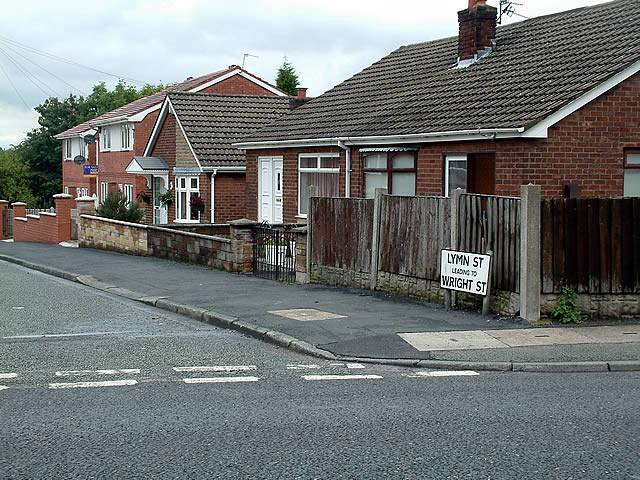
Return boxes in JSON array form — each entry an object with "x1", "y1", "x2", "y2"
[
  {"x1": 2, "y1": 261, "x2": 640, "y2": 479},
  {"x1": 1, "y1": 241, "x2": 639, "y2": 372}
]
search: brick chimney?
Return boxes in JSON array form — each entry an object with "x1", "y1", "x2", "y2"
[
  {"x1": 458, "y1": 0, "x2": 498, "y2": 62},
  {"x1": 296, "y1": 88, "x2": 308, "y2": 99}
]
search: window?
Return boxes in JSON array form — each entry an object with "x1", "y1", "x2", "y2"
[
  {"x1": 298, "y1": 154, "x2": 340, "y2": 216},
  {"x1": 101, "y1": 127, "x2": 111, "y2": 151},
  {"x1": 80, "y1": 188, "x2": 89, "y2": 197},
  {"x1": 624, "y1": 150, "x2": 640, "y2": 197},
  {"x1": 100, "y1": 182, "x2": 108, "y2": 203},
  {"x1": 444, "y1": 154, "x2": 468, "y2": 197},
  {"x1": 176, "y1": 176, "x2": 200, "y2": 221},
  {"x1": 121, "y1": 124, "x2": 133, "y2": 150},
  {"x1": 363, "y1": 151, "x2": 417, "y2": 199},
  {"x1": 64, "y1": 186, "x2": 69, "y2": 195},
  {"x1": 123, "y1": 184, "x2": 134, "y2": 205},
  {"x1": 64, "y1": 139, "x2": 73, "y2": 160}
]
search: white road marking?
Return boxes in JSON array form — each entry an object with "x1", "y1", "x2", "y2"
[
  {"x1": 183, "y1": 376, "x2": 260, "y2": 384},
  {"x1": 302, "y1": 375, "x2": 383, "y2": 381},
  {"x1": 173, "y1": 365, "x2": 257, "y2": 373},
  {"x1": 55, "y1": 369, "x2": 140, "y2": 377},
  {"x1": 48, "y1": 379, "x2": 138, "y2": 389},
  {"x1": 0, "y1": 386, "x2": 9, "y2": 391},
  {"x1": 346, "y1": 363, "x2": 365, "y2": 369},
  {"x1": 404, "y1": 370, "x2": 480, "y2": 378},
  {"x1": 0, "y1": 373, "x2": 18, "y2": 379},
  {"x1": 3, "y1": 331, "x2": 137, "y2": 340},
  {"x1": 286, "y1": 364, "x2": 320, "y2": 370}
]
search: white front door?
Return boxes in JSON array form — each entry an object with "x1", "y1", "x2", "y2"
[
  {"x1": 153, "y1": 176, "x2": 168, "y2": 225},
  {"x1": 259, "y1": 157, "x2": 283, "y2": 223}
]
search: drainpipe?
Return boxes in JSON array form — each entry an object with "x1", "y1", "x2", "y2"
[
  {"x1": 211, "y1": 169, "x2": 217, "y2": 223},
  {"x1": 338, "y1": 140, "x2": 351, "y2": 198}
]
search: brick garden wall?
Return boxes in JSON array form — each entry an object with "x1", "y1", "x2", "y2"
[{"x1": 79, "y1": 215, "x2": 148, "y2": 255}]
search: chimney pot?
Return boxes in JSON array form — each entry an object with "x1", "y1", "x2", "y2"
[
  {"x1": 468, "y1": 0, "x2": 486, "y2": 8},
  {"x1": 297, "y1": 87, "x2": 308, "y2": 98}
]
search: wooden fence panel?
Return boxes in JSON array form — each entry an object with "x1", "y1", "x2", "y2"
[
  {"x1": 311, "y1": 197, "x2": 374, "y2": 273},
  {"x1": 456, "y1": 194, "x2": 521, "y2": 293},
  {"x1": 540, "y1": 198, "x2": 640, "y2": 294},
  {"x1": 378, "y1": 196, "x2": 451, "y2": 281}
]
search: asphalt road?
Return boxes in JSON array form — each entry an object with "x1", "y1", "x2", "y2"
[{"x1": 1, "y1": 261, "x2": 639, "y2": 480}]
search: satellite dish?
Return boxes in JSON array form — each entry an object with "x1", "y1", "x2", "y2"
[
  {"x1": 83, "y1": 134, "x2": 96, "y2": 145},
  {"x1": 74, "y1": 155, "x2": 86, "y2": 165}
]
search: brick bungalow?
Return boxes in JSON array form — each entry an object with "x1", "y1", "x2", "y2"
[
  {"x1": 127, "y1": 92, "x2": 298, "y2": 224},
  {"x1": 236, "y1": 0, "x2": 640, "y2": 224},
  {"x1": 55, "y1": 65, "x2": 287, "y2": 220}
]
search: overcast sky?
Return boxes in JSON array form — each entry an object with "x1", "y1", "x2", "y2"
[{"x1": 0, "y1": 0, "x2": 606, "y2": 147}]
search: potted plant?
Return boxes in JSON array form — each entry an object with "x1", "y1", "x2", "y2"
[
  {"x1": 136, "y1": 191, "x2": 151, "y2": 205},
  {"x1": 159, "y1": 190, "x2": 174, "y2": 207}
]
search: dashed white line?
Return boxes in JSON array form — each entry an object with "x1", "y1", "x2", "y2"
[
  {"x1": 173, "y1": 365, "x2": 257, "y2": 373},
  {"x1": 55, "y1": 369, "x2": 140, "y2": 377},
  {"x1": 404, "y1": 370, "x2": 480, "y2": 378},
  {"x1": 346, "y1": 363, "x2": 366, "y2": 369},
  {"x1": 286, "y1": 364, "x2": 320, "y2": 370},
  {"x1": 48, "y1": 379, "x2": 138, "y2": 390},
  {"x1": 0, "y1": 373, "x2": 18, "y2": 380},
  {"x1": 183, "y1": 376, "x2": 260, "y2": 384},
  {"x1": 0, "y1": 385, "x2": 9, "y2": 392},
  {"x1": 3, "y1": 331, "x2": 136, "y2": 340},
  {"x1": 302, "y1": 375, "x2": 383, "y2": 381}
]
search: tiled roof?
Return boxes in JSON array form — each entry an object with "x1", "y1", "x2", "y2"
[
  {"x1": 168, "y1": 92, "x2": 292, "y2": 167},
  {"x1": 54, "y1": 122, "x2": 94, "y2": 139},
  {"x1": 243, "y1": 0, "x2": 640, "y2": 143}
]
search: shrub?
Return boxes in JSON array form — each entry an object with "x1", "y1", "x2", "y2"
[
  {"x1": 551, "y1": 287, "x2": 582, "y2": 324},
  {"x1": 96, "y1": 190, "x2": 145, "y2": 223}
]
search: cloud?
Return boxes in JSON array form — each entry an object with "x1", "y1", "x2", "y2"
[
  {"x1": 0, "y1": 0, "x2": 608, "y2": 146},
  {"x1": 0, "y1": 103, "x2": 38, "y2": 147}
]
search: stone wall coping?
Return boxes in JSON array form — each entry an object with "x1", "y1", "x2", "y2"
[
  {"x1": 229, "y1": 218, "x2": 259, "y2": 227},
  {"x1": 291, "y1": 226, "x2": 308, "y2": 233},
  {"x1": 53, "y1": 193, "x2": 73, "y2": 199},
  {"x1": 39, "y1": 212, "x2": 57, "y2": 217},
  {"x1": 11, "y1": 202, "x2": 27, "y2": 206},
  {"x1": 75, "y1": 196, "x2": 95, "y2": 201},
  {"x1": 81, "y1": 214, "x2": 148, "y2": 229},
  {"x1": 149, "y1": 225, "x2": 231, "y2": 243},
  {"x1": 26, "y1": 214, "x2": 40, "y2": 219},
  {"x1": 14, "y1": 217, "x2": 27, "y2": 222},
  {"x1": 0, "y1": 200, "x2": 8, "y2": 204}
]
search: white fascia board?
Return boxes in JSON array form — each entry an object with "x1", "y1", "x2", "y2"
[
  {"x1": 522, "y1": 58, "x2": 640, "y2": 138},
  {"x1": 170, "y1": 98, "x2": 203, "y2": 172},
  {"x1": 233, "y1": 128, "x2": 525, "y2": 149},
  {"x1": 89, "y1": 116, "x2": 129, "y2": 127},
  {"x1": 55, "y1": 128, "x2": 97, "y2": 140},
  {"x1": 143, "y1": 98, "x2": 171, "y2": 156},
  {"x1": 125, "y1": 158, "x2": 144, "y2": 174},
  {"x1": 128, "y1": 102, "x2": 163, "y2": 123},
  {"x1": 201, "y1": 166, "x2": 247, "y2": 172}
]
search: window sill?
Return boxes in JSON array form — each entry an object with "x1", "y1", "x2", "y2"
[
  {"x1": 174, "y1": 219, "x2": 200, "y2": 224},
  {"x1": 295, "y1": 214, "x2": 308, "y2": 219}
]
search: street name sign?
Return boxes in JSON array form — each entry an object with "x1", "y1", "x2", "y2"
[{"x1": 440, "y1": 250, "x2": 492, "y2": 296}]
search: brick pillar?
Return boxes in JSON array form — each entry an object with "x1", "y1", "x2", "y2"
[
  {"x1": 0, "y1": 200, "x2": 8, "y2": 240},
  {"x1": 76, "y1": 196, "x2": 96, "y2": 217},
  {"x1": 53, "y1": 193, "x2": 73, "y2": 243},
  {"x1": 229, "y1": 219, "x2": 258, "y2": 273},
  {"x1": 12, "y1": 202, "x2": 26, "y2": 218},
  {"x1": 292, "y1": 226, "x2": 308, "y2": 284}
]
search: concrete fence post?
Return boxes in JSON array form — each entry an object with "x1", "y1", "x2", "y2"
[
  {"x1": 306, "y1": 185, "x2": 318, "y2": 279},
  {"x1": 0, "y1": 200, "x2": 8, "y2": 240},
  {"x1": 369, "y1": 188, "x2": 387, "y2": 291},
  {"x1": 519, "y1": 184, "x2": 541, "y2": 322},
  {"x1": 448, "y1": 188, "x2": 465, "y2": 307}
]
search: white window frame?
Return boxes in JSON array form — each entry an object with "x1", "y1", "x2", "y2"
[
  {"x1": 121, "y1": 124, "x2": 133, "y2": 151},
  {"x1": 80, "y1": 188, "x2": 89, "y2": 198},
  {"x1": 175, "y1": 176, "x2": 201, "y2": 223},
  {"x1": 297, "y1": 153, "x2": 340, "y2": 218},
  {"x1": 123, "y1": 184, "x2": 134, "y2": 205},
  {"x1": 64, "y1": 139, "x2": 73, "y2": 160},
  {"x1": 64, "y1": 186, "x2": 69, "y2": 195},
  {"x1": 444, "y1": 154, "x2": 468, "y2": 197},
  {"x1": 100, "y1": 182, "x2": 108, "y2": 203},
  {"x1": 101, "y1": 127, "x2": 111, "y2": 151}
]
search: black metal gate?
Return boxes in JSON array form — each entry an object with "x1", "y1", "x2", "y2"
[{"x1": 253, "y1": 224, "x2": 297, "y2": 283}]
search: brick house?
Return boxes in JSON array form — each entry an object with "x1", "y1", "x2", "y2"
[
  {"x1": 127, "y1": 92, "x2": 297, "y2": 224},
  {"x1": 54, "y1": 122, "x2": 97, "y2": 198},
  {"x1": 56, "y1": 65, "x2": 286, "y2": 217},
  {"x1": 236, "y1": 0, "x2": 640, "y2": 224}
]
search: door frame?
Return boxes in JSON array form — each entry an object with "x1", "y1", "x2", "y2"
[
  {"x1": 152, "y1": 174, "x2": 169, "y2": 225},
  {"x1": 258, "y1": 156, "x2": 284, "y2": 223}
]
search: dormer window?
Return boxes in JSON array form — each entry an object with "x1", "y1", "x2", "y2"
[
  {"x1": 102, "y1": 127, "x2": 111, "y2": 151},
  {"x1": 121, "y1": 124, "x2": 133, "y2": 150}
]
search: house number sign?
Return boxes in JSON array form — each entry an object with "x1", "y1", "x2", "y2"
[{"x1": 440, "y1": 250, "x2": 492, "y2": 296}]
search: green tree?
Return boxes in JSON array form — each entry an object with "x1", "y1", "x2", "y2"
[
  {"x1": 0, "y1": 148, "x2": 34, "y2": 205},
  {"x1": 276, "y1": 60, "x2": 299, "y2": 96},
  {"x1": 17, "y1": 81, "x2": 166, "y2": 207}
]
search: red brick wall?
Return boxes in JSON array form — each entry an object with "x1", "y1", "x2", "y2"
[
  {"x1": 201, "y1": 75, "x2": 277, "y2": 96},
  {"x1": 214, "y1": 173, "x2": 246, "y2": 223},
  {"x1": 13, "y1": 196, "x2": 73, "y2": 244},
  {"x1": 246, "y1": 73, "x2": 640, "y2": 220},
  {"x1": 62, "y1": 141, "x2": 96, "y2": 195}
]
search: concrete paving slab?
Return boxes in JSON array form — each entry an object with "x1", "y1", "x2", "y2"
[
  {"x1": 485, "y1": 328, "x2": 593, "y2": 347},
  {"x1": 576, "y1": 325, "x2": 640, "y2": 344},
  {"x1": 268, "y1": 309, "x2": 347, "y2": 322},
  {"x1": 398, "y1": 331, "x2": 509, "y2": 352}
]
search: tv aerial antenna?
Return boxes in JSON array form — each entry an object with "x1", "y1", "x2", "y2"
[
  {"x1": 242, "y1": 53, "x2": 259, "y2": 69},
  {"x1": 498, "y1": 1, "x2": 527, "y2": 24}
]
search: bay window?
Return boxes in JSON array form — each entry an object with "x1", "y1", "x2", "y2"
[
  {"x1": 363, "y1": 150, "x2": 417, "y2": 198},
  {"x1": 298, "y1": 154, "x2": 340, "y2": 216},
  {"x1": 624, "y1": 150, "x2": 640, "y2": 197},
  {"x1": 176, "y1": 176, "x2": 200, "y2": 221}
]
